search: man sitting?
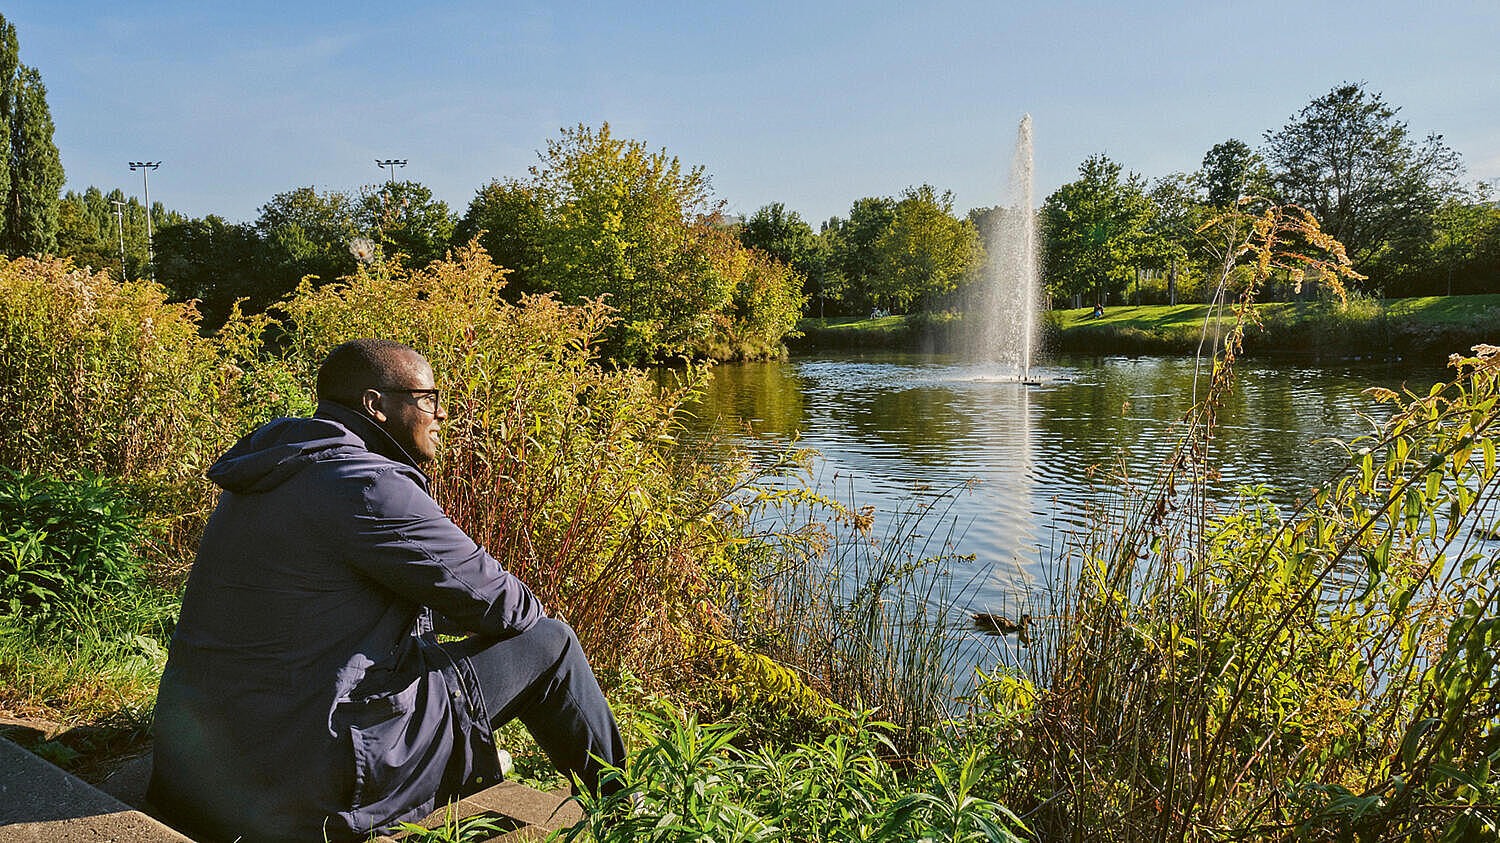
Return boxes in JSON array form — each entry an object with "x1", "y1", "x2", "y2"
[{"x1": 148, "y1": 338, "x2": 624, "y2": 842}]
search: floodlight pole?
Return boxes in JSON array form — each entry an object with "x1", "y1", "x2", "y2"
[
  {"x1": 109, "y1": 199, "x2": 127, "y2": 281},
  {"x1": 128, "y1": 161, "x2": 161, "y2": 276},
  {"x1": 375, "y1": 158, "x2": 407, "y2": 184}
]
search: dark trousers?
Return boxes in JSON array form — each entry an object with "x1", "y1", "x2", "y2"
[{"x1": 437, "y1": 618, "x2": 624, "y2": 796}]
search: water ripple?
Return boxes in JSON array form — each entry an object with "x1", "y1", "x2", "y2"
[{"x1": 686, "y1": 352, "x2": 1441, "y2": 606}]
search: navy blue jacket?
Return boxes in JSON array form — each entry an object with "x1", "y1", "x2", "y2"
[{"x1": 148, "y1": 401, "x2": 545, "y2": 841}]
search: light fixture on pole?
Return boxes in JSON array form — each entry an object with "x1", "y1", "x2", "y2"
[
  {"x1": 375, "y1": 159, "x2": 407, "y2": 183},
  {"x1": 109, "y1": 199, "x2": 127, "y2": 281},
  {"x1": 128, "y1": 161, "x2": 161, "y2": 277}
]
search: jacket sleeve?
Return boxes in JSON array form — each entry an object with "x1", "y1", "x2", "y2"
[{"x1": 343, "y1": 465, "x2": 546, "y2": 637}]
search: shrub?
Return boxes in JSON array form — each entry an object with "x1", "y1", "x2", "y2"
[
  {"x1": 0, "y1": 471, "x2": 146, "y2": 629},
  {"x1": 0, "y1": 255, "x2": 266, "y2": 559}
]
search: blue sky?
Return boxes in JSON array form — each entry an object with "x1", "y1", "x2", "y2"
[{"x1": 7, "y1": 0, "x2": 1498, "y2": 226}]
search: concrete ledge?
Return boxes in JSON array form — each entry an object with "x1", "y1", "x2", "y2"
[
  {"x1": 381, "y1": 782, "x2": 581, "y2": 842},
  {"x1": 1, "y1": 732, "x2": 576, "y2": 843},
  {"x1": 0, "y1": 736, "x2": 191, "y2": 842}
]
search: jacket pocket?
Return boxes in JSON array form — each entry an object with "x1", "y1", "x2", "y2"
[{"x1": 340, "y1": 675, "x2": 422, "y2": 811}]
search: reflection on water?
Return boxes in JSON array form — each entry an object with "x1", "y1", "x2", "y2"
[{"x1": 687, "y1": 351, "x2": 1445, "y2": 612}]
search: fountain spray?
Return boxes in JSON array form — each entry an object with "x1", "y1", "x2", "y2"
[{"x1": 974, "y1": 114, "x2": 1039, "y2": 383}]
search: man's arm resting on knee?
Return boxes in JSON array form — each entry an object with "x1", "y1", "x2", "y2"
[{"x1": 344, "y1": 466, "x2": 546, "y2": 637}]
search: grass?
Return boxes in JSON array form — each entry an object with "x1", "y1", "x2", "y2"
[
  {"x1": 0, "y1": 594, "x2": 173, "y2": 725},
  {"x1": 796, "y1": 293, "x2": 1500, "y2": 356},
  {"x1": 1048, "y1": 292, "x2": 1500, "y2": 332}
]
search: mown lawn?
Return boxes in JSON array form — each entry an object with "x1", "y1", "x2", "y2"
[
  {"x1": 797, "y1": 294, "x2": 1499, "y2": 354},
  {"x1": 796, "y1": 314, "x2": 910, "y2": 335},
  {"x1": 1049, "y1": 293, "x2": 1500, "y2": 332}
]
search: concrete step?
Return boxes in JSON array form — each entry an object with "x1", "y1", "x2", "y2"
[
  {"x1": 381, "y1": 781, "x2": 583, "y2": 843},
  {"x1": 0, "y1": 730, "x2": 577, "y2": 843},
  {"x1": 0, "y1": 736, "x2": 191, "y2": 842}
]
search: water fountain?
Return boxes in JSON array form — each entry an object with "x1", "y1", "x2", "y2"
[{"x1": 971, "y1": 114, "x2": 1040, "y2": 383}]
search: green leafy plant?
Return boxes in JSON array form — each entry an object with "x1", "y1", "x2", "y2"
[
  {"x1": 0, "y1": 470, "x2": 146, "y2": 628},
  {"x1": 561, "y1": 706, "x2": 1028, "y2": 843}
]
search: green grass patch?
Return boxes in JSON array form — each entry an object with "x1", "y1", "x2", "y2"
[
  {"x1": 797, "y1": 294, "x2": 1499, "y2": 356},
  {"x1": 1049, "y1": 293, "x2": 1500, "y2": 333},
  {"x1": 799, "y1": 315, "x2": 911, "y2": 334},
  {"x1": 0, "y1": 590, "x2": 174, "y2": 724}
]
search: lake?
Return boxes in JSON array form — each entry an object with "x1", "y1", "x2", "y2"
[{"x1": 687, "y1": 351, "x2": 1446, "y2": 616}]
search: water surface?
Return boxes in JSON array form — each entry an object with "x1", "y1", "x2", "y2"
[{"x1": 688, "y1": 351, "x2": 1444, "y2": 612}]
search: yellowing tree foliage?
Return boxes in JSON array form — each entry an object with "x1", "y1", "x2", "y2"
[{"x1": 461, "y1": 124, "x2": 805, "y2": 361}]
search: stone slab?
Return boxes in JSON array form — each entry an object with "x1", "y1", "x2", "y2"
[
  {"x1": 0, "y1": 736, "x2": 190, "y2": 842},
  {"x1": 391, "y1": 782, "x2": 580, "y2": 842},
  {"x1": 463, "y1": 783, "x2": 580, "y2": 832}
]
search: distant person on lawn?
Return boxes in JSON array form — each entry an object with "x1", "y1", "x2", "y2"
[{"x1": 148, "y1": 338, "x2": 625, "y2": 842}]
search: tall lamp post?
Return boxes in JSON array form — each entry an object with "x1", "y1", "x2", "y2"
[
  {"x1": 375, "y1": 158, "x2": 406, "y2": 183},
  {"x1": 128, "y1": 161, "x2": 161, "y2": 277},
  {"x1": 109, "y1": 199, "x2": 127, "y2": 281}
]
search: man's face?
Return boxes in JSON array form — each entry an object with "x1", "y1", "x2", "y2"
[{"x1": 362, "y1": 353, "x2": 447, "y2": 464}]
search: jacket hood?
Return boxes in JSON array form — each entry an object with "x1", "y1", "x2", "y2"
[
  {"x1": 206, "y1": 415, "x2": 366, "y2": 494},
  {"x1": 207, "y1": 400, "x2": 427, "y2": 494}
]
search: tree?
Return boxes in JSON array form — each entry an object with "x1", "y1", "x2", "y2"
[
  {"x1": 54, "y1": 187, "x2": 184, "y2": 280},
  {"x1": 354, "y1": 180, "x2": 455, "y2": 268},
  {"x1": 1145, "y1": 173, "x2": 1206, "y2": 305},
  {"x1": 154, "y1": 215, "x2": 263, "y2": 327},
  {"x1": 1263, "y1": 82, "x2": 1463, "y2": 290},
  {"x1": 739, "y1": 203, "x2": 818, "y2": 273},
  {"x1": 0, "y1": 19, "x2": 12, "y2": 233},
  {"x1": 0, "y1": 15, "x2": 63, "y2": 256},
  {"x1": 1425, "y1": 183, "x2": 1500, "y2": 296},
  {"x1": 870, "y1": 185, "x2": 983, "y2": 312},
  {"x1": 253, "y1": 186, "x2": 358, "y2": 299},
  {"x1": 1199, "y1": 139, "x2": 1268, "y2": 208},
  {"x1": 739, "y1": 202, "x2": 827, "y2": 316},
  {"x1": 453, "y1": 177, "x2": 545, "y2": 295},
  {"x1": 1040, "y1": 154, "x2": 1153, "y2": 305},
  {"x1": 823, "y1": 196, "x2": 896, "y2": 315},
  {"x1": 458, "y1": 123, "x2": 805, "y2": 360},
  {"x1": 529, "y1": 123, "x2": 720, "y2": 331}
]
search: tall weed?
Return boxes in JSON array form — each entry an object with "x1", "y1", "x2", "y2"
[{"x1": 0, "y1": 256, "x2": 288, "y2": 563}]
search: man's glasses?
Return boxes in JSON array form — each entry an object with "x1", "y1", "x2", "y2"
[{"x1": 376, "y1": 388, "x2": 442, "y2": 415}]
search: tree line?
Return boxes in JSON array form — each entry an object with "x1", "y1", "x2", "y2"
[
  {"x1": 722, "y1": 82, "x2": 1500, "y2": 319},
  {"x1": 1040, "y1": 83, "x2": 1495, "y2": 308}
]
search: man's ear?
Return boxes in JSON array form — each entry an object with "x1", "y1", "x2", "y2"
[{"x1": 359, "y1": 388, "x2": 388, "y2": 422}]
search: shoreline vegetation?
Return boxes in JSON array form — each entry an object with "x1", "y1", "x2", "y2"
[
  {"x1": 793, "y1": 292, "x2": 1500, "y2": 359},
  {"x1": 2, "y1": 203, "x2": 1499, "y2": 842}
]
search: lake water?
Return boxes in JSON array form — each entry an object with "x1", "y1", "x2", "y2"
[{"x1": 687, "y1": 351, "x2": 1446, "y2": 616}]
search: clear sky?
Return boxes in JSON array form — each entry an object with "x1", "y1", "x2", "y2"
[{"x1": 7, "y1": 0, "x2": 1498, "y2": 226}]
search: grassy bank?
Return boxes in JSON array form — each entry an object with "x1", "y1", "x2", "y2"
[{"x1": 796, "y1": 293, "x2": 1500, "y2": 357}]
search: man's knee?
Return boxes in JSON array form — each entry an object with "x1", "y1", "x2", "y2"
[{"x1": 522, "y1": 616, "x2": 580, "y2": 662}]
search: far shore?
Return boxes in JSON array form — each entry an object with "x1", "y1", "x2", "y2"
[{"x1": 792, "y1": 293, "x2": 1500, "y2": 359}]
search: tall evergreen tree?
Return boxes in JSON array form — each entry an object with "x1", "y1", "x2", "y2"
[
  {"x1": 7, "y1": 65, "x2": 63, "y2": 254},
  {"x1": 0, "y1": 15, "x2": 63, "y2": 256},
  {"x1": 0, "y1": 17, "x2": 18, "y2": 244}
]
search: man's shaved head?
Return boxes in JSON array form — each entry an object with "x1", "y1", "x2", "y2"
[{"x1": 316, "y1": 339, "x2": 426, "y2": 407}]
